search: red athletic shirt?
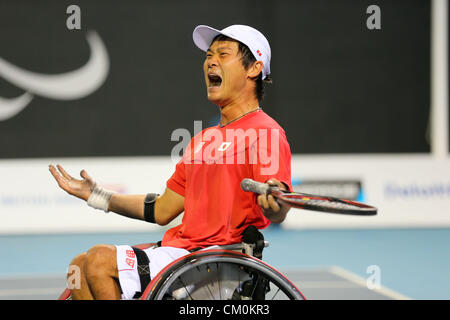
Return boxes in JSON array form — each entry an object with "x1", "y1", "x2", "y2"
[{"x1": 162, "y1": 109, "x2": 292, "y2": 250}]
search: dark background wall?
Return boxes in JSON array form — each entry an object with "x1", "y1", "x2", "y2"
[{"x1": 0, "y1": 0, "x2": 431, "y2": 158}]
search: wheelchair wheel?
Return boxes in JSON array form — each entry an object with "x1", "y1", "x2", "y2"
[{"x1": 141, "y1": 250, "x2": 305, "y2": 300}]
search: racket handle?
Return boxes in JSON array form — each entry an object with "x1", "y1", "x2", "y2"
[{"x1": 241, "y1": 178, "x2": 270, "y2": 195}]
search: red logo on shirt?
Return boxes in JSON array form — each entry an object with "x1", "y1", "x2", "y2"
[
  {"x1": 257, "y1": 50, "x2": 262, "y2": 56},
  {"x1": 126, "y1": 258, "x2": 135, "y2": 268},
  {"x1": 126, "y1": 250, "x2": 135, "y2": 258}
]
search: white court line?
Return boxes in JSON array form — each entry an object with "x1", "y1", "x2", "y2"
[
  {"x1": 0, "y1": 273, "x2": 65, "y2": 280},
  {"x1": 0, "y1": 274, "x2": 65, "y2": 298},
  {"x1": 0, "y1": 287, "x2": 63, "y2": 297},
  {"x1": 328, "y1": 266, "x2": 411, "y2": 300},
  {"x1": 294, "y1": 281, "x2": 361, "y2": 289}
]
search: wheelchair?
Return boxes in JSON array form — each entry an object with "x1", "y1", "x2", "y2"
[{"x1": 58, "y1": 233, "x2": 305, "y2": 300}]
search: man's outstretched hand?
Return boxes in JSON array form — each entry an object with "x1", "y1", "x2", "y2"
[{"x1": 49, "y1": 164, "x2": 96, "y2": 201}]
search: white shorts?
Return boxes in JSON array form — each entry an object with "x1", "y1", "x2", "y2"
[{"x1": 115, "y1": 245, "x2": 190, "y2": 300}]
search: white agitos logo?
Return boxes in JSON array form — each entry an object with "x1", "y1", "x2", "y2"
[{"x1": 0, "y1": 30, "x2": 109, "y2": 121}]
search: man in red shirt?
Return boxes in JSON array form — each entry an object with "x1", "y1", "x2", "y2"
[{"x1": 49, "y1": 24, "x2": 292, "y2": 300}]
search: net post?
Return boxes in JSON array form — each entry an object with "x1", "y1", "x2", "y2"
[{"x1": 430, "y1": 0, "x2": 449, "y2": 158}]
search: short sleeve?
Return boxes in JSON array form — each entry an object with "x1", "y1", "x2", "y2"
[{"x1": 166, "y1": 158, "x2": 186, "y2": 196}]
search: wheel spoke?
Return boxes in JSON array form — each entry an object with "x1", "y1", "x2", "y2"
[
  {"x1": 155, "y1": 253, "x2": 303, "y2": 300},
  {"x1": 271, "y1": 287, "x2": 281, "y2": 300},
  {"x1": 200, "y1": 264, "x2": 216, "y2": 300},
  {"x1": 238, "y1": 266, "x2": 242, "y2": 298},
  {"x1": 216, "y1": 263, "x2": 222, "y2": 300},
  {"x1": 178, "y1": 276, "x2": 194, "y2": 300},
  {"x1": 250, "y1": 273, "x2": 261, "y2": 299}
]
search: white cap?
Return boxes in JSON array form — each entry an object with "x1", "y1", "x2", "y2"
[{"x1": 193, "y1": 24, "x2": 271, "y2": 80}]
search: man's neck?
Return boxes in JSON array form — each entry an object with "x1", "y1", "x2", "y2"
[{"x1": 219, "y1": 99, "x2": 260, "y2": 126}]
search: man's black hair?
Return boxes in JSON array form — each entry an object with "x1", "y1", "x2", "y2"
[{"x1": 211, "y1": 34, "x2": 272, "y2": 103}]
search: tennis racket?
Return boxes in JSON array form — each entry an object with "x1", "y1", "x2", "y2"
[{"x1": 241, "y1": 178, "x2": 377, "y2": 216}]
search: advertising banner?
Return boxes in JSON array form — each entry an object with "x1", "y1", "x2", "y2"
[{"x1": 1, "y1": 154, "x2": 449, "y2": 234}]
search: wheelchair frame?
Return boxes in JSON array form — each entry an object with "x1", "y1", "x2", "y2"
[{"x1": 58, "y1": 241, "x2": 306, "y2": 300}]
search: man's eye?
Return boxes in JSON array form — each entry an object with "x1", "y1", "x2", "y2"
[{"x1": 220, "y1": 53, "x2": 228, "y2": 56}]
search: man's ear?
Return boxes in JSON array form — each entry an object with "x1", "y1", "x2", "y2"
[{"x1": 248, "y1": 61, "x2": 264, "y2": 79}]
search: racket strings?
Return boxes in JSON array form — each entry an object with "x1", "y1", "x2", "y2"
[
  {"x1": 283, "y1": 195, "x2": 364, "y2": 210},
  {"x1": 299, "y1": 199, "x2": 361, "y2": 210}
]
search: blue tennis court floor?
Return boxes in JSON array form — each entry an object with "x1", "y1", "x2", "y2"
[{"x1": 0, "y1": 227, "x2": 448, "y2": 299}]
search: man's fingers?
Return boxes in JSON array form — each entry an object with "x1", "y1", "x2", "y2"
[
  {"x1": 268, "y1": 195, "x2": 280, "y2": 212},
  {"x1": 59, "y1": 165, "x2": 78, "y2": 182},
  {"x1": 258, "y1": 193, "x2": 281, "y2": 212},
  {"x1": 258, "y1": 194, "x2": 270, "y2": 210},
  {"x1": 80, "y1": 169, "x2": 93, "y2": 183},
  {"x1": 80, "y1": 169, "x2": 96, "y2": 191},
  {"x1": 49, "y1": 165, "x2": 63, "y2": 181},
  {"x1": 266, "y1": 178, "x2": 286, "y2": 191},
  {"x1": 49, "y1": 165, "x2": 70, "y2": 191},
  {"x1": 266, "y1": 179, "x2": 278, "y2": 186},
  {"x1": 57, "y1": 164, "x2": 73, "y2": 180}
]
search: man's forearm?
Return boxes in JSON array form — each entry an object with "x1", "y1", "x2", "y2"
[
  {"x1": 107, "y1": 194, "x2": 147, "y2": 221},
  {"x1": 102, "y1": 187, "x2": 184, "y2": 226}
]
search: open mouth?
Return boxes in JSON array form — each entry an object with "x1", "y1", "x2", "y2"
[{"x1": 208, "y1": 72, "x2": 223, "y2": 88}]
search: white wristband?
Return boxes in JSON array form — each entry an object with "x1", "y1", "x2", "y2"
[{"x1": 87, "y1": 184, "x2": 115, "y2": 213}]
